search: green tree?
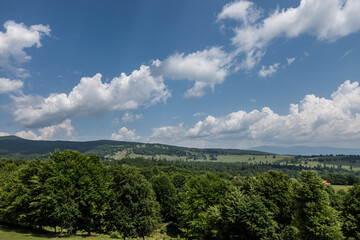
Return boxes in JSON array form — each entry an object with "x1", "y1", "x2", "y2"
[
  {"x1": 0, "y1": 151, "x2": 110, "y2": 234},
  {"x1": 0, "y1": 159, "x2": 26, "y2": 186},
  {"x1": 106, "y1": 165, "x2": 160, "y2": 238},
  {"x1": 342, "y1": 183, "x2": 360, "y2": 239},
  {"x1": 178, "y1": 172, "x2": 230, "y2": 239},
  {"x1": 0, "y1": 160, "x2": 57, "y2": 229},
  {"x1": 292, "y1": 170, "x2": 344, "y2": 240},
  {"x1": 214, "y1": 188, "x2": 279, "y2": 240},
  {"x1": 171, "y1": 173, "x2": 187, "y2": 190},
  {"x1": 152, "y1": 172, "x2": 178, "y2": 221},
  {"x1": 254, "y1": 170, "x2": 293, "y2": 226},
  {"x1": 47, "y1": 150, "x2": 110, "y2": 234},
  {"x1": 0, "y1": 160, "x2": 34, "y2": 224}
]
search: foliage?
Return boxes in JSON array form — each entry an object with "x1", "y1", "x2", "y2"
[
  {"x1": 322, "y1": 173, "x2": 359, "y2": 185},
  {"x1": 213, "y1": 188, "x2": 279, "y2": 240},
  {"x1": 0, "y1": 151, "x2": 160, "y2": 238},
  {"x1": 48, "y1": 150, "x2": 111, "y2": 234},
  {"x1": 252, "y1": 170, "x2": 294, "y2": 226},
  {"x1": 292, "y1": 170, "x2": 344, "y2": 240},
  {"x1": 342, "y1": 183, "x2": 360, "y2": 239},
  {"x1": 1, "y1": 150, "x2": 359, "y2": 239},
  {"x1": 151, "y1": 173, "x2": 178, "y2": 221},
  {"x1": 107, "y1": 157, "x2": 304, "y2": 178},
  {"x1": 106, "y1": 165, "x2": 161, "y2": 238},
  {"x1": 178, "y1": 172, "x2": 230, "y2": 239}
]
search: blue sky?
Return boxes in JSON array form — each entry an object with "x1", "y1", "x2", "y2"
[{"x1": 1, "y1": 0, "x2": 360, "y2": 149}]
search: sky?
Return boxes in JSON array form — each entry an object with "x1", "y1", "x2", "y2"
[{"x1": 1, "y1": 0, "x2": 360, "y2": 149}]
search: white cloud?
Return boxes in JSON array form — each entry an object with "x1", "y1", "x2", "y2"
[
  {"x1": 219, "y1": 0, "x2": 360, "y2": 69},
  {"x1": 286, "y1": 57, "x2": 296, "y2": 65},
  {"x1": 0, "y1": 78, "x2": 23, "y2": 93},
  {"x1": 155, "y1": 47, "x2": 233, "y2": 97},
  {"x1": 37, "y1": 119, "x2": 74, "y2": 140},
  {"x1": 148, "y1": 80, "x2": 360, "y2": 148},
  {"x1": 149, "y1": 123, "x2": 190, "y2": 145},
  {"x1": 122, "y1": 112, "x2": 143, "y2": 123},
  {"x1": 217, "y1": 0, "x2": 262, "y2": 24},
  {"x1": 11, "y1": 65, "x2": 170, "y2": 128},
  {"x1": 15, "y1": 119, "x2": 74, "y2": 140},
  {"x1": 0, "y1": 20, "x2": 50, "y2": 77},
  {"x1": 148, "y1": 123, "x2": 211, "y2": 148},
  {"x1": 258, "y1": 63, "x2": 280, "y2": 77},
  {"x1": 14, "y1": 130, "x2": 39, "y2": 140},
  {"x1": 111, "y1": 127, "x2": 140, "y2": 141},
  {"x1": 193, "y1": 112, "x2": 206, "y2": 117}
]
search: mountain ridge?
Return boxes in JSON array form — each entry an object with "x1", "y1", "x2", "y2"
[
  {"x1": 0, "y1": 135, "x2": 138, "y2": 155},
  {"x1": 0, "y1": 136, "x2": 267, "y2": 159}
]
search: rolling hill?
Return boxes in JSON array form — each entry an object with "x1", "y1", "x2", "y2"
[{"x1": 0, "y1": 136, "x2": 269, "y2": 160}]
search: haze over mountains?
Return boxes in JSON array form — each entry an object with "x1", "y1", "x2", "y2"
[
  {"x1": 249, "y1": 146, "x2": 360, "y2": 156},
  {"x1": 1, "y1": 136, "x2": 360, "y2": 156}
]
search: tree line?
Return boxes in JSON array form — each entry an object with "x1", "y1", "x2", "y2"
[{"x1": 0, "y1": 150, "x2": 360, "y2": 239}]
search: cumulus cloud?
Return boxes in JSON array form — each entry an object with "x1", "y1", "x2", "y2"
[
  {"x1": 122, "y1": 112, "x2": 143, "y2": 123},
  {"x1": 0, "y1": 20, "x2": 50, "y2": 77},
  {"x1": 155, "y1": 47, "x2": 234, "y2": 97},
  {"x1": 258, "y1": 63, "x2": 280, "y2": 77},
  {"x1": 0, "y1": 132, "x2": 9, "y2": 136},
  {"x1": 149, "y1": 80, "x2": 360, "y2": 148},
  {"x1": 150, "y1": 123, "x2": 186, "y2": 141},
  {"x1": 0, "y1": 78, "x2": 23, "y2": 93},
  {"x1": 11, "y1": 65, "x2": 170, "y2": 128},
  {"x1": 149, "y1": 123, "x2": 201, "y2": 146},
  {"x1": 111, "y1": 127, "x2": 140, "y2": 141},
  {"x1": 148, "y1": 123, "x2": 209, "y2": 148},
  {"x1": 14, "y1": 119, "x2": 74, "y2": 140},
  {"x1": 218, "y1": 0, "x2": 360, "y2": 69}
]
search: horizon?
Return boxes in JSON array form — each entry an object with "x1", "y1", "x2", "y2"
[
  {"x1": 0, "y1": 135, "x2": 360, "y2": 155},
  {"x1": 1, "y1": 0, "x2": 360, "y2": 149}
]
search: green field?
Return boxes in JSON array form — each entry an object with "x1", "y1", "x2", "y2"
[
  {"x1": 110, "y1": 148, "x2": 290, "y2": 164},
  {"x1": 0, "y1": 224, "x2": 176, "y2": 240},
  {"x1": 0, "y1": 224, "x2": 113, "y2": 240},
  {"x1": 215, "y1": 154, "x2": 289, "y2": 163},
  {"x1": 331, "y1": 185, "x2": 353, "y2": 192}
]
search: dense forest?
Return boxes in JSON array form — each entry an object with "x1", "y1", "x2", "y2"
[{"x1": 1, "y1": 150, "x2": 360, "y2": 239}]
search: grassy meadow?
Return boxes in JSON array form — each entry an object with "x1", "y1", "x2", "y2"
[
  {"x1": 331, "y1": 185, "x2": 353, "y2": 192},
  {"x1": 0, "y1": 224, "x2": 177, "y2": 240}
]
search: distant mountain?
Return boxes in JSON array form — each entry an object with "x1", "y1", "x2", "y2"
[
  {"x1": 0, "y1": 135, "x2": 137, "y2": 155},
  {"x1": 249, "y1": 145, "x2": 360, "y2": 155},
  {"x1": 0, "y1": 136, "x2": 268, "y2": 160}
]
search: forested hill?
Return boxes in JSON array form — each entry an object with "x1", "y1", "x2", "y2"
[
  {"x1": 0, "y1": 136, "x2": 137, "y2": 155},
  {"x1": 0, "y1": 136, "x2": 268, "y2": 159}
]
